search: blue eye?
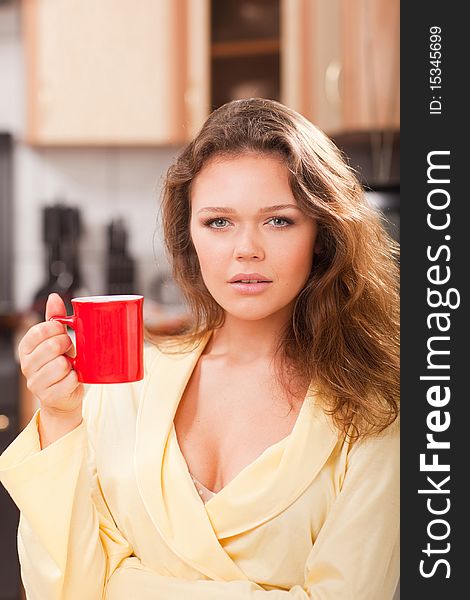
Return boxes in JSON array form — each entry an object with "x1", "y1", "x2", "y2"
[
  {"x1": 204, "y1": 218, "x2": 228, "y2": 229},
  {"x1": 202, "y1": 216, "x2": 294, "y2": 229},
  {"x1": 268, "y1": 217, "x2": 294, "y2": 227}
]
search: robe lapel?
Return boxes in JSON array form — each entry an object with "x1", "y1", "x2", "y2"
[
  {"x1": 205, "y1": 386, "x2": 340, "y2": 539},
  {"x1": 134, "y1": 331, "x2": 340, "y2": 578},
  {"x1": 134, "y1": 331, "x2": 248, "y2": 581}
]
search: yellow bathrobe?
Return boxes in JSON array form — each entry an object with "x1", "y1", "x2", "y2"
[{"x1": 0, "y1": 331, "x2": 399, "y2": 599}]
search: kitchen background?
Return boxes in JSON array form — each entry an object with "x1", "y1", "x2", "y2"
[{"x1": 0, "y1": 1, "x2": 399, "y2": 598}]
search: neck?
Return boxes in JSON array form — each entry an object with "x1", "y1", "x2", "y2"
[{"x1": 205, "y1": 306, "x2": 293, "y2": 365}]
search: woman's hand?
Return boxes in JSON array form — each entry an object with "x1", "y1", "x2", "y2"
[{"x1": 18, "y1": 293, "x2": 84, "y2": 447}]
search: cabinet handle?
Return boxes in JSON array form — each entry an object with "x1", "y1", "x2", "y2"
[
  {"x1": 325, "y1": 60, "x2": 342, "y2": 109},
  {"x1": 0, "y1": 414, "x2": 10, "y2": 431}
]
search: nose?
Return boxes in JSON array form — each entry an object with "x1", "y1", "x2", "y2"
[{"x1": 233, "y1": 226, "x2": 265, "y2": 261}]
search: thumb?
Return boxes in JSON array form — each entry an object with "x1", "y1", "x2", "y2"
[
  {"x1": 45, "y1": 292, "x2": 67, "y2": 322},
  {"x1": 46, "y1": 293, "x2": 76, "y2": 358}
]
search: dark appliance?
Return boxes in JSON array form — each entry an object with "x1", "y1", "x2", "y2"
[
  {"x1": 32, "y1": 202, "x2": 85, "y2": 318},
  {"x1": 332, "y1": 129, "x2": 400, "y2": 242},
  {"x1": 106, "y1": 218, "x2": 136, "y2": 295},
  {"x1": 0, "y1": 133, "x2": 13, "y2": 312},
  {"x1": 0, "y1": 131, "x2": 21, "y2": 600}
]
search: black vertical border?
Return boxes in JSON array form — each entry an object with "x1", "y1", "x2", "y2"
[{"x1": 401, "y1": 2, "x2": 467, "y2": 597}]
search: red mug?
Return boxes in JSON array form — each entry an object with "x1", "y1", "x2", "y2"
[{"x1": 49, "y1": 294, "x2": 144, "y2": 384}]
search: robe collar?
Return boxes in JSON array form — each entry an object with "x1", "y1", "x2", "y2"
[{"x1": 135, "y1": 330, "x2": 339, "y2": 581}]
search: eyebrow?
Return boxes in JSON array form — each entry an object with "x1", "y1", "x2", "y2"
[{"x1": 197, "y1": 204, "x2": 300, "y2": 215}]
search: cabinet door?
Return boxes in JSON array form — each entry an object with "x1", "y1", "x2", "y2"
[
  {"x1": 282, "y1": 0, "x2": 399, "y2": 134},
  {"x1": 341, "y1": 0, "x2": 400, "y2": 131},
  {"x1": 281, "y1": 0, "x2": 315, "y2": 118},
  {"x1": 22, "y1": 0, "x2": 190, "y2": 145}
]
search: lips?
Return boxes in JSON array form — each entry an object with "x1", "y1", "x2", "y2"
[
  {"x1": 228, "y1": 272, "x2": 272, "y2": 283},
  {"x1": 228, "y1": 273, "x2": 273, "y2": 296}
]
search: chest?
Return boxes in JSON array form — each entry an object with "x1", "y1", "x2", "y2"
[{"x1": 173, "y1": 358, "x2": 306, "y2": 493}]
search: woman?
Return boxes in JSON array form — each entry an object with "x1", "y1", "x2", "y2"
[{"x1": 0, "y1": 98, "x2": 399, "y2": 599}]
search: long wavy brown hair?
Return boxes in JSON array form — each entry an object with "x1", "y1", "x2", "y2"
[{"x1": 151, "y1": 98, "x2": 399, "y2": 440}]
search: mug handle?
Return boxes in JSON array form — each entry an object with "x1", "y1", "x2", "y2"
[{"x1": 48, "y1": 315, "x2": 78, "y2": 371}]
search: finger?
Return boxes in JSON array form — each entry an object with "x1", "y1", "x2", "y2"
[
  {"x1": 27, "y1": 354, "x2": 72, "y2": 396},
  {"x1": 44, "y1": 371, "x2": 82, "y2": 406},
  {"x1": 21, "y1": 333, "x2": 74, "y2": 377},
  {"x1": 19, "y1": 320, "x2": 68, "y2": 357},
  {"x1": 45, "y1": 292, "x2": 68, "y2": 323}
]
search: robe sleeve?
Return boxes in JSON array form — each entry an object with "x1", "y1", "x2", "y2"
[
  {"x1": 105, "y1": 419, "x2": 399, "y2": 600},
  {"x1": 0, "y1": 385, "x2": 133, "y2": 600}
]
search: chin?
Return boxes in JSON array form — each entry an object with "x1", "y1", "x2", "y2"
[
  {"x1": 218, "y1": 299, "x2": 290, "y2": 322},
  {"x1": 226, "y1": 311, "x2": 273, "y2": 322}
]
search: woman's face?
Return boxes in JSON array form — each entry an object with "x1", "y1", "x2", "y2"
[{"x1": 190, "y1": 153, "x2": 319, "y2": 322}]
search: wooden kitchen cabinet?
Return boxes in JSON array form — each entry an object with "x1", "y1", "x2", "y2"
[
  {"x1": 21, "y1": 0, "x2": 398, "y2": 146},
  {"x1": 206, "y1": 0, "x2": 399, "y2": 135},
  {"x1": 22, "y1": 0, "x2": 194, "y2": 145},
  {"x1": 340, "y1": 0, "x2": 400, "y2": 131},
  {"x1": 284, "y1": 0, "x2": 399, "y2": 134}
]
